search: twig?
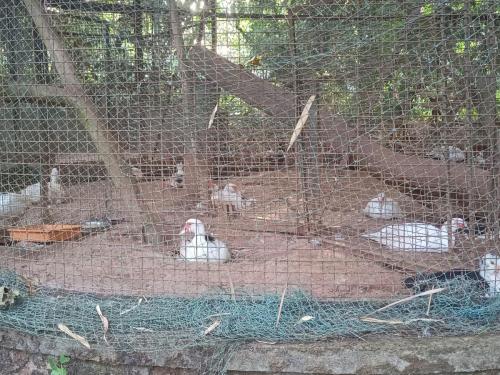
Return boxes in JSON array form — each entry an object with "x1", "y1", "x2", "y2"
[
  {"x1": 361, "y1": 288, "x2": 446, "y2": 318},
  {"x1": 227, "y1": 270, "x2": 236, "y2": 302},
  {"x1": 207, "y1": 103, "x2": 218, "y2": 129},
  {"x1": 206, "y1": 313, "x2": 231, "y2": 319},
  {"x1": 360, "y1": 317, "x2": 444, "y2": 325},
  {"x1": 57, "y1": 323, "x2": 90, "y2": 349},
  {"x1": 119, "y1": 298, "x2": 142, "y2": 315},
  {"x1": 426, "y1": 285, "x2": 434, "y2": 316},
  {"x1": 96, "y1": 305, "x2": 109, "y2": 344},
  {"x1": 275, "y1": 282, "x2": 288, "y2": 327},
  {"x1": 204, "y1": 320, "x2": 221, "y2": 335},
  {"x1": 286, "y1": 95, "x2": 316, "y2": 152}
]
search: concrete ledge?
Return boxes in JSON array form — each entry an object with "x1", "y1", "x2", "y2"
[{"x1": 0, "y1": 329, "x2": 499, "y2": 374}]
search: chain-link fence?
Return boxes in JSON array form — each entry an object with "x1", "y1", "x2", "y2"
[{"x1": 0, "y1": 0, "x2": 499, "y2": 372}]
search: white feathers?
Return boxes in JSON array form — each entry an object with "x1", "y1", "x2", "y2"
[
  {"x1": 130, "y1": 167, "x2": 144, "y2": 178},
  {"x1": 426, "y1": 145, "x2": 465, "y2": 162},
  {"x1": 210, "y1": 182, "x2": 256, "y2": 211},
  {"x1": 48, "y1": 167, "x2": 64, "y2": 204},
  {"x1": 479, "y1": 253, "x2": 500, "y2": 298},
  {"x1": 0, "y1": 167, "x2": 64, "y2": 219},
  {"x1": 169, "y1": 163, "x2": 185, "y2": 188},
  {"x1": 361, "y1": 218, "x2": 466, "y2": 252},
  {"x1": 471, "y1": 151, "x2": 486, "y2": 167},
  {"x1": 0, "y1": 192, "x2": 28, "y2": 218},
  {"x1": 18, "y1": 182, "x2": 41, "y2": 204},
  {"x1": 178, "y1": 218, "x2": 230, "y2": 263},
  {"x1": 363, "y1": 193, "x2": 402, "y2": 220}
]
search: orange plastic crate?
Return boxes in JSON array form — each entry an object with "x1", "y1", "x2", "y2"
[{"x1": 9, "y1": 224, "x2": 81, "y2": 243}]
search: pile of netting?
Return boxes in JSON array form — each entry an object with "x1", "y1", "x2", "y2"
[{"x1": 1, "y1": 268, "x2": 499, "y2": 371}]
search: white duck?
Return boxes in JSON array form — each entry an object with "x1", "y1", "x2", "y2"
[
  {"x1": 169, "y1": 163, "x2": 184, "y2": 188},
  {"x1": 47, "y1": 167, "x2": 64, "y2": 203},
  {"x1": 363, "y1": 192, "x2": 402, "y2": 219},
  {"x1": 178, "y1": 218, "x2": 230, "y2": 262},
  {"x1": 404, "y1": 252, "x2": 500, "y2": 298},
  {"x1": 480, "y1": 253, "x2": 500, "y2": 298},
  {"x1": 361, "y1": 217, "x2": 466, "y2": 252},
  {"x1": 17, "y1": 168, "x2": 63, "y2": 204},
  {"x1": 210, "y1": 182, "x2": 256, "y2": 210},
  {"x1": 426, "y1": 145, "x2": 465, "y2": 162},
  {"x1": 18, "y1": 182, "x2": 41, "y2": 204},
  {"x1": 0, "y1": 192, "x2": 28, "y2": 218},
  {"x1": 471, "y1": 151, "x2": 486, "y2": 167}
]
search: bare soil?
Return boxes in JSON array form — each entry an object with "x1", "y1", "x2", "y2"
[{"x1": 2, "y1": 168, "x2": 494, "y2": 299}]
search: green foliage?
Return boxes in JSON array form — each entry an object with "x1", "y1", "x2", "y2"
[
  {"x1": 48, "y1": 355, "x2": 70, "y2": 375},
  {"x1": 421, "y1": 3, "x2": 434, "y2": 16}
]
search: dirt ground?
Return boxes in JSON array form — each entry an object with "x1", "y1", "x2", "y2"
[{"x1": 2, "y1": 168, "x2": 495, "y2": 299}]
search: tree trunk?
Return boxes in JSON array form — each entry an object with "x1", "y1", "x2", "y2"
[
  {"x1": 187, "y1": 45, "x2": 491, "y2": 199},
  {"x1": 23, "y1": 0, "x2": 163, "y2": 242},
  {"x1": 168, "y1": 0, "x2": 209, "y2": 199}
]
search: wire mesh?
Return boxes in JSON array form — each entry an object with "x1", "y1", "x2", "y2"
[{"x1": 0, "y1": 0, "x2": 499, "y2": 372}]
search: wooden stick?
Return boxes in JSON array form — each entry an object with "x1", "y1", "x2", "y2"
[
  {"x1": 287, "y1": 95, "x2": 316, "y2": 152},
  {"x1": 57, "y1": 323, "x2": 90, "y2": 349},
  {"x1": 227, "y1": 270, "x2": 236, "y2": 302},
  {"x1": 361, "y1": 288, "x2": 446, "y2": 318},
  {"x1": 275, "y1": 282, "x2": 288, "y2": 327},
  {"x1": 426, "y1": 285, "x2": 434, "y2": 316}
]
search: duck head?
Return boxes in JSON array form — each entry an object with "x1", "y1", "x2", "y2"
[
  {"x1": 224, "y1": 183, "x2": 239, "y2": 193},
  {"x1": 50, "y1": 167, "x2": 59, "y2": 182},
  {"x1": 179, "y1": 218, "x2": 206, "y2": 236},
  {"x1": 376, "y1": 192, "x2": 386, "y2": 204},
  {"x1": 442, "y1": 218, "x2": 467, "y2": 232},
  {"x1": 176, "y1": 163, "x2": 184, "y2": 175},
  {"x1": 479, "y1": 253, "x2": 500, "y2": 296}
]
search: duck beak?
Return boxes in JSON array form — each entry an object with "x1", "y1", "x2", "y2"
[{"x1": 179, "y1": 224, "x2": 189, "y2": 235}]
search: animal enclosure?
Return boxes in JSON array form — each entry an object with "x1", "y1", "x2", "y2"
[{"x1": 0, "y1": 0, "x2": 499, "y2": 368}]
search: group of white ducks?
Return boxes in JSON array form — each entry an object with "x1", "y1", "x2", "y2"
[
  {"x1": 0, "y1": 168, "x2": 64, "y2": 219},
  {"x1": 361, "y1": 192, "x2": 499, "y2": 297},
  {"x1": 361, "y1": 192, "x2": 498, "y2": 251},
  {"x1": 175, "y1": 201, "x2": 499, "y2": 298},
  {"x1": 176, "y1": 188, "x2": 495, "y2": 261}
]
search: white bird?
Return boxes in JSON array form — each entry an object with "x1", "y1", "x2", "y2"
[
  {"x1": 0, "y1": 167, "x2": 64, "y2": 219},
  {"x1": 178, "y1": 218, "x2": 230, "y2": 262},
  {"x1": 0, "y1": 192, "x2": 28, "y2": 218},
  {"x1": 471, "y1": 151, "x2": 486, "y2": 167},
  {"x1": 47, "y1": 167, "x2": 64, "y2": 203},
  {"x1": 210, "y1": 182, "x2": 256, "y2": 211},
  {"x1": 16, "y1": 168, "x2": 63, "y2": 205},
  {"x1": 131, "y1": 166, "x2": 144, "y2": 178},
  {"x1": 363, "y1": 192, "x2": 402, "y2": 219},
  {"x1": 361, "y1": 218, "x2": 466, "y2": 252},
  {"x1": 18, "y1": 182, "x2": 41, "y2": 204},
  {"x1": 404, "y1": 252, "x2": 500, "y2": 298},
  {"x1": 169, "y1": 163, "x2": 184, "y2": 188},
  {"x1": 426, "y1": 145, "x2": 465, "y2": 162},
  {"x1": 480, "y1": 253, "x2": 500, "y2": 298}
]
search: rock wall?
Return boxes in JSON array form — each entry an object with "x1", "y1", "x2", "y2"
[{"x1": 0, "y1": 329, "x2": 499, "y2": 374}]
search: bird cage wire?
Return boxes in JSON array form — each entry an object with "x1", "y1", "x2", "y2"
[{"x1": 0, "y1": 0, "x2": 499, "y2": 371}]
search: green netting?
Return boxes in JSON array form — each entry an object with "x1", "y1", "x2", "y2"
[{"x1": 1, "y1": 269, "x2": 499, "y2": 354}]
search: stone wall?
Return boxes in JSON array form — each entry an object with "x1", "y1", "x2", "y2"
[{"x1": 0, "y1": 329, "x2": 499, "y2": 374}]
